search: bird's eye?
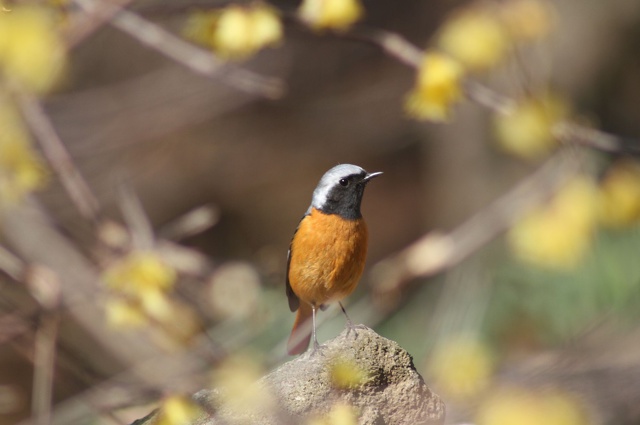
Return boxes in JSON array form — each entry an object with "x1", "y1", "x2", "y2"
[{"x1": 339, "y1": 178, "x2": 349, "y2": 187}]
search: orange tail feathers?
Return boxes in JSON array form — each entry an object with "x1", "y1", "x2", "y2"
[{"x1": 287, "y1": 303, "x2": 312, "y2": 355}]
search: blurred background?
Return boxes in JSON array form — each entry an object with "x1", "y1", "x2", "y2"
[{"x1": 1, "y1": 0, "x2": 640, "y2": 423}]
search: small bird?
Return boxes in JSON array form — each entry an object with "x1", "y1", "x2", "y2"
[{"x1": 286, "y1": 164, "x2": 382, "y2": 355}]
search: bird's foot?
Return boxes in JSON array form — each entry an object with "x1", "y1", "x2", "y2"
[
  {"x1": 309, "y1": 341, "x2": 326, "y2": 357},
  {"x1": 345, "y1": 321, "x2": 369, "y2": 340}
]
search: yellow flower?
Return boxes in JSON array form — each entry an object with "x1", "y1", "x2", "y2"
[
  {"x1": 307, "y1": 402, "x2": 359, "y2": 425},
  {"x1": 438, "y1": 7, "x2": 509, "y2": 72},
  {"x1": 212, "y1": 354, "x2": 274, "y2": 414},
  {"x1": 156, "y1": 395, "x2": 202, "y2": 425},
  {"x1": 299, "y1": 0, "x2": 363, "y2": 31},
  {"x1": 494, "y1": 93, "x2": 569, "y2": 160},
  {"x1": 598, "y1": 160, "x2": 640, "y2": 227},
  {"x1": 0, "y1": 141, "x2": 48, "y2": 204},
  {"x1": 104, "y1": 251, "x2": 176, "y2": 297},
  {"x1": 477, "y1": 387, "x2": 589, "y2": 425},
  {"x1": 428, "y1": 335, "x2": 493, "y2": 399},
  {"x1": 329, "y1": 357, "x2": 369, "y2": 389},
  {"x1": 404, "y1": 52, "x2": 464, "y2": 122},
  {"x1": 185, "y1": 4, "x2": 282, "y2": 60},
  {"x1": 508, "y1": 176, "x2": 598, "y2": 269},
  {"x1": 105, "y1": 297, "x2": 148, "y2": 329},
  {"x1": 0, "y1": 6, "x2": 66, "y2": 92},
  {"x1": 499, "y1": 0, "x2": 554, "y2": 42}
]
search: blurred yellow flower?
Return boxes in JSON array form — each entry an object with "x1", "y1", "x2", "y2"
[
  {"x1": 0, "y1": 141, "x2": 48, "y2": 204},
  {"x1": 477, "y1": 387, "x2": 589, "y2": 425},
  {"x1": 105, "y1": 298, "x2": 148, "y2": 329},
  {"x1": 307, "y1": 402, "x2": 359, "y2": 425},
  {"x1": 499, "y1": 0, "x2": 554, "y2": 42},
  {"x1": 494, "y1": 93, "x2": 569, "y2": 160},
  {"x1": 508, "y1": 176, "x2": 598, "y2": 269},
  {"x1": 212, "y1": 354, "x2": 274, "y2": 414},
  {"x1": 0, "y1": 99, "x2": 47, "y2": 205},
  {"x1": 185, "y1": 4, "x2": 282, "y2": 60},
  {"x1": 156, "y1": 395, "x2": 202, "y2": 425},
  {"x1": 0, "y1": 6, "x2": 66, "y2": 92},
  {"x1": 299, "y1": 0, "x2": 363, "y2": 31},
  {"x1": 598, "y1": 160, "x2": 640, "y2": 227},
  {"x1": 438, "y1": 7, "x2": 508, "y2": 72},
  {"x1": 404, "y1": 52, "x2": 464, "y2": 122},
  {"x1": 329, "y1": 357, "x2": 369, "y2": 389},
  {"x1": 104, "y1": 251, "x2": 176, "y2": 297},
  {"x1": 139, "y1": 286, "x2": 175, "y2": 322},
  {"x1": 428, "y1": 335, "x2": 493, "y2": 399}
]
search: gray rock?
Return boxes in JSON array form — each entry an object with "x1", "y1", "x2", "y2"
[{"x1": 134, "y1": 326, "x2": 445, "y2": 425}]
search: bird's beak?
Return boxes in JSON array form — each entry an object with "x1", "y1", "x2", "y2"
[{"x1": 363, "y1": 171, "x2": 383, "y2": 182}]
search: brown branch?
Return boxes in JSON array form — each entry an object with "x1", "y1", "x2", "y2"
[
  {"x1": 72, "y1": 0, "x2": 285, "y2": 99},
  {"x1": 16, "y1": 94, "x2": 101, "y2": 223},
  {"x1": 0, "y1": 244, "x2": 26, "y2": 281},
  {"x1": 369, "y1": 150, "x2": 582, "y2": 300},
  {"x1": 64, "y1": 0, "x2": 135, "y2": 48}
]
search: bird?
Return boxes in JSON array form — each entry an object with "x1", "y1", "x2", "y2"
[{"x1": 285, "y1": 164, "x2": 382, "y2": 355}]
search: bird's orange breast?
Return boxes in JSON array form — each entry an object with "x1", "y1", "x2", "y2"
[{"x1": 288, "y1": 208, "x2": 369, "y2": 307}]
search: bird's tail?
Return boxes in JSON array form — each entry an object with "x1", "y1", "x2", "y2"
[{"x1": 287, "y1": 303, "x2": 312, "y2": 355}]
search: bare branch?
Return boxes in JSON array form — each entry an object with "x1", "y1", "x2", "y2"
[
  {"x1": 16, "y1": 94, "x2": 101, "y2": 223},
  {"x1": 158, "y1": 204, "x2": 220, "y2": 241},
  {"x1": 64, "y1": 0, "x2": 135, "y2": 48},
  {"x1": 0, "y1": 244, "x2": 26, "y2": 281},
  {"x1": 118, "y1": 183, "x2": 155, "y2": 251},
  {"x1": 370, "y1": 150, "x2": 582, "y2": 299},
  {"x1": 72, "y1": 0, "x2": 285, "y2": 99}
]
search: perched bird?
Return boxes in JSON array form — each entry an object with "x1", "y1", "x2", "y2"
[{"x1": 286, "y1": 164, "x2": 382, "y2": 355}]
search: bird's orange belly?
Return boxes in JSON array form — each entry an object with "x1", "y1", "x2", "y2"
[{"x1": 288, "y1": 208, "x2": 369, "y2": 307}]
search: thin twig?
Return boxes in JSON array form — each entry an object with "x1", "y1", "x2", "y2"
[
  {"x1": 158, "y1": 204, "x2": 220, "y2": 241},
  {"x1": 72, "y1": 0, "x2": 285, "y2": 99},
  {"x1": 554, "y1": 121, "x2": 640, "y2": 155},
  {"x1": 0, "y1": 244, "x2": 25, "y2": 281},
  {"x1": 65, "y1": 0, "x2": 135, "y2": 48},
  {"x1": 370, "y1": 149, "x2": 582, "y2": 297},
  {"x1": 118, "y1": 183, "x2": 155, "y2": 251},
  {"x1": 32, "y1": 312, "x2": 60, "y2": 425},
  {"x1": 16, "y1": 94, "x2": 101, "y2": 223}
]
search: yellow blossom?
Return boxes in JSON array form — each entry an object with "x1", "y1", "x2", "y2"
[
  {"x1": 212, "y1": 354, "x2": 274, "y2": 414},
  {"x1": 0, "y1": 99, "x2": 47, "y2": 205},
  {"x1": 185, "y1": 4, "x2": 282, "y2": 60},
  {"x1": 0, "y1": 6, "x2": 66, "y2": 92},
  {"x1": 508, "y1": 176, "x2": 598, "y2": 269},
  {"x1": 494, "y1": 93, "x2": 569, "y2": 160},
  {"x1": 499, "y1": 0, "x2": 554, "y2": 42},
  {"x1": 329, "y1": 357, "x2": 369, "y2": 389},
  {"x1": 103, "y1": 251, "x2": 176, "y2": 297},
  {"x1": 307, "y1": 402, "x2": 359, "y2": 425},
  {"x1": 139, "y1": 286, "x2": 175, "y2": 322},
  {"x1": 105, "y1": 297, "x2": 148, "y2": 329},
  {"x1": 477, "y1": 387, "x2": 589, "y2": 425},
  {"x1": 598, "y1": 160, "x2": 640, "y2": 227},
  {"x1": 299, "y1": 0, "x2": 363, "y2": 31},
  {"x1": 428, "y1": 335, "x2": 493, "y2": 399},
  {"x1": 404, "y1": 52, "x2": 464, "y2": 122},
  {"x1": 156, "y1": 395, "x2": 202, "y2": 425},
  {"x1": 438, "y1": 7, "x2": 509, "y2": 72},
  {"x1": 0, "y1": 141, "x2": 48, "y2": 204}
]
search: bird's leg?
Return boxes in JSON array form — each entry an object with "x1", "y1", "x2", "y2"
[
  {"x1": 339, "y1": 301, "x2": 354, "y2": 328},
  {"x1": 340, "y1": 302, "x2": 367, "y2": 339},
  {"x1": 311, "y1": 304, "x2": 320, "y2": 352}
]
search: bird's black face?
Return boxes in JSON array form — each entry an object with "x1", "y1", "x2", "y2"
[{"x1": 316, "y1": 170, "x2": 381, "y2": 219}]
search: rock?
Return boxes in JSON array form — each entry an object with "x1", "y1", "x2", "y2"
[{"x1": 134, "y1": 326, "x2": 445, "y2": 425}]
